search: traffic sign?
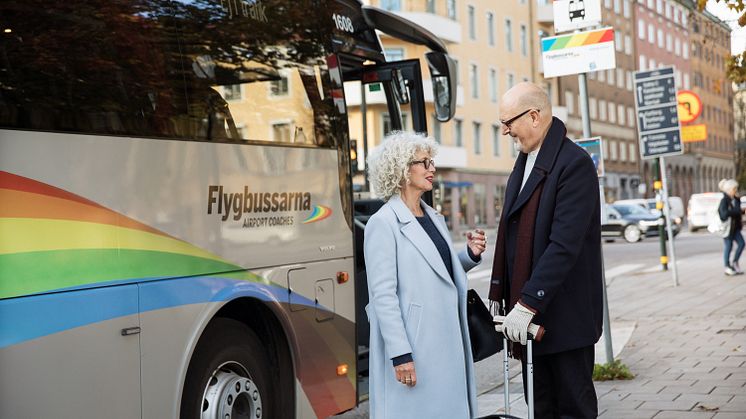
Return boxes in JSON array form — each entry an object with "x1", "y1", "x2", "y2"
[
  {"x1": 541, "y1": 27, "x2": 616, "y2": 78},
  {"x1": 681, "y1": 124, "x2": 707, "y2": 142},
  {"x1": 553, "y1": 0, "x2": 602, "y2": 33},
  {"x1": 676, "y1": 90, "x2": 702, "y2": 124},
  {"x1": 633, "y1": 67, "x2": 682, "y2": 159},
  {"x1": 574, "y1": 137, "x2": 605, "y2": 177}
]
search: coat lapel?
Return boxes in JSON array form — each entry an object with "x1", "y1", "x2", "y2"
[
  {"x1": 506, "y1": 117, "x2": 567, "y2": 219},
  {"x1": 389, "y1": 196, "x2": 454, "y2": 284}
]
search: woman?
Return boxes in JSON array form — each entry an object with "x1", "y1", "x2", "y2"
[
  {"x1": 719, "y1": 179, "x2": 745, "y2": 276},
  {"x1": 364, "y1": 131, "x2": 487, "y2": 419}
]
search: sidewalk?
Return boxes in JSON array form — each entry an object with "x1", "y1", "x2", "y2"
[{"x1": 477, "y1": 252, "x2": 746, "y2": 418}]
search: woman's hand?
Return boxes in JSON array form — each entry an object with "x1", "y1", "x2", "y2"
[
  {"x1": 394, "y1": 361, "x2": 417, "y2": 387},
  {"x1": 466, "y1": 229, "x2": 487, "y2": 257}
]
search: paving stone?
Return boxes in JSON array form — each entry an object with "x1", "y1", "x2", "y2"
[
  {"x1": 599, "y1": 408, "x2": 659, "y2": 418},
  {"x1": 639, "y1": 400, "x2": 698, "y2": 411},
  {"x1": 625, "y1": 393, "x2": 678, "y2": 402},
  {"x1": 652, "y1": 411, "x2": 716, "y2": 419},
  {"x1": 718, "y1": 395, "x2": 746, "y2": 412},
  {"x1": 712, "y1": 413, "x2": 746, "y2": 419},
  {"x1": 674, "y1": 393, "x2": 735, "y2": 405},
  {"x1": 660, "y1": 384, "x2": 716, "y2": 394}
]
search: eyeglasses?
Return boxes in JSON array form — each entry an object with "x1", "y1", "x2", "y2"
[
  {"x1": 410, "y1": 158, "x2": 435, "y2": 170},
  {"x1": 500, "y1": 108, "x2": 538, "y2": 129}
]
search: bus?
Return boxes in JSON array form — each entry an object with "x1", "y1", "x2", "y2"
[{"x1": 0, "y1": 0, "x2": 456, "y2": 418}]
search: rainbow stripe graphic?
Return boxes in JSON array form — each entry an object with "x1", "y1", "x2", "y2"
[
  {"x1": 541, "y1": 28, "x2": 614, "y2": 52},
  {"x1": 302, "y1": 205, "x2": 332, "y2": 224},
  {"x1": 0, "y1": 170, "x2": 258, "y2": 300}
]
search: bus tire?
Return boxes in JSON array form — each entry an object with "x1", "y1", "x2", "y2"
[{"x1": 180, "y1": 318, "x2": 274, "y2": 419}]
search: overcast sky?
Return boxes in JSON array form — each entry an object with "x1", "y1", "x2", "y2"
[{"x1": 706, "y1": 1, "x2": 746, "y2": 55}]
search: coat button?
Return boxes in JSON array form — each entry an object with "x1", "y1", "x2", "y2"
[{"x1": 537, "y1": 290, "x2": 545, "y2": 298}]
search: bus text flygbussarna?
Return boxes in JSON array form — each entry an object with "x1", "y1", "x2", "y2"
[{"x1": 0, "y1": 0, "x2": 456, "y2": 417}]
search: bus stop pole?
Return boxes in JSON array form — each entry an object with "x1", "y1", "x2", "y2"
[
  {"x1": 659, "y1": 156, "x2": 680, "y2": 286},
  {"x1": 654, "y1": 159, "x2": 669, "y2": 270},
  {"x1": 361, "y1": 82, "x2": 370, "y2": 191},
  {"x1": 579, "y1": 73, "x2": 614, "y2": 364}
]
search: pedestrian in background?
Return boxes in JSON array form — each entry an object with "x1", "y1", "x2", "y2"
[
  {"x1": 363, "y1": 131, "x2": 487, "y2": 419},
  {"x1": 719, "y1": 178, "x2": 745, "y2": 276},
  {"x1": 489, "y1": 82, "x2": 603, "y2": 418}
]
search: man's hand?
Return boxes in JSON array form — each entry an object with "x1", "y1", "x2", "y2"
[
  {"x1": 502, "y1": 302, "x2": 535, "y2": 345},
  {"x1": 394, "y1": 361, "x2": 417, "y2": 387},
  {"x1": 466, "y1": 229, "x2": 487, "y2": 258}
]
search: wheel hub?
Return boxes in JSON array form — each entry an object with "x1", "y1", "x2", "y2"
[{"x1": 201, "y1": 363, "x2": 262, "y2": 419}]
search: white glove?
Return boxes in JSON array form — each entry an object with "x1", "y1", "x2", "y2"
[{"x1": 502, "y1": 302, "x2": 535, "y2": 345}]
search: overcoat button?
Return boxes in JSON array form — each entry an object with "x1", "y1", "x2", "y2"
[{"x1": 537, "y1": 290, "x2": 545, "y2": 298}]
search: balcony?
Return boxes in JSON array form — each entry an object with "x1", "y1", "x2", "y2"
[{"x1": 386, "y1": 12, "x2": 462, "y2": 44}]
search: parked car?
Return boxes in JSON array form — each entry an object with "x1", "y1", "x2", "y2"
[
  {"x1": 603, "y1": 203, "x2": 668, "y2": 243},
  {"x1": 614, "y1": 196, "x2": 684, "y2": 229},
  {"x1": 687, "y1": 192, "x2": 723, "y2": 232}
]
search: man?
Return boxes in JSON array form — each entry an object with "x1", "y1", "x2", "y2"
[{"x1": 489, "y1": 82, "x2": 603, "y2": 418}]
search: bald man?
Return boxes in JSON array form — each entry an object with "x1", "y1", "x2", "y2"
[{"x1": 489, "y1": 82, "x2": 603, "y2": 418}]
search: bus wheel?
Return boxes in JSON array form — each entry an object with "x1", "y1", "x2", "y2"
[{"x1": 181, "y1": 318, "x2": 272, "y2": 419}]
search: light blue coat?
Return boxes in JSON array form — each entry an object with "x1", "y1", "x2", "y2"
[{"x1": 364, "y1": 195, "x2": 480, "y2": 419}]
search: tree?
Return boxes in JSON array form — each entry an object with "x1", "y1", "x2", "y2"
[{"x1": 698, "y1": 0, "x2": 746, "y2": 83}]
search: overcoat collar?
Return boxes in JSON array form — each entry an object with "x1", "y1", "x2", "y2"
[
  {"x1": 505, "y1": 117, "x2": 566, "y2": 219},
  {"x1": 388, "y1": 195, "x2": 454, "y2": 285}
]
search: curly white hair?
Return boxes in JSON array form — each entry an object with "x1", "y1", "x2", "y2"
[{"x1": 366, "y1": 131, "x2": 438, "y2": 201}]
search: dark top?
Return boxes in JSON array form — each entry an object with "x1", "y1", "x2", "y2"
[
  {"x1": 719, "y1": 193, "x2": 743, "y2": 239},
  {"x1": 392, "y1": 212, "x2": 480, "y2": 367}
]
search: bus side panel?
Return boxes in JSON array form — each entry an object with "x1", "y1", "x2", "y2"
[
  {"x1": 137, "y1": 261, "x2": 356, "y2": 418},
  {"x1": 0, "y1": 285, "x2": 141, "y2": 419}
]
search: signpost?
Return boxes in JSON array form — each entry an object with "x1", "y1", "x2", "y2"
[
  {"x1": 633, "y1": 66, "x2": 680, "y2": 286},
  {"x1": 677, "y1": 90, "x2": 703, "y2": 124},
  {"x1": 552, "y1": 0, "x2": 602, "y2": 33},
  {"x1": 681, "y1": 124, "x2": 708, "y2": 142},
  {"x1": 633, "y1": 67, "x2": 683, "y2": 159},
  {"x1": 541, "y1": 27, "x2": 616, "y2": 78}
]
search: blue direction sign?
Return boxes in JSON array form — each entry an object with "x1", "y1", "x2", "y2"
[{"x1": 633, "y1": 67, "x2": 682, "y2": 159}]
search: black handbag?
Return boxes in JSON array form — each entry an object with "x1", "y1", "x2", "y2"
[{"x1": 466, "y1": 289, "x2": 502, "y2": 362}]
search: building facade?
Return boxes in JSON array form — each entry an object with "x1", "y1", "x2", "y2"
[
  {"x1": 347, "y1": 0, "x2": 535, "y2": 232},
  {"x1": 735, "y1": 83, "x2": 746, "y2": 185}
]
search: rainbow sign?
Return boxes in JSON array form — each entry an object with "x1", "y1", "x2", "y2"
[
  {"x1": 303, "y1": 205, "x2": 332, "y2": 224},
  {"x1": 541, "y1": 27, "x2": 616, "y2": 78}
]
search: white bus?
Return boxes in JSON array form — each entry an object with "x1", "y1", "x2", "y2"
[{"x1": 0, "y1": 1, "x2": 456, "y2": 418}]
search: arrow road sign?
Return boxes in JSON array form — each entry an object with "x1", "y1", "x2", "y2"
[{"x1": 633, "y1": 67, "x2": 682, "y2": 159}]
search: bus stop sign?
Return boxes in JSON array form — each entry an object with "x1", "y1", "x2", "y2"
[{"x1": 633, "y1": 67, "x2": 682, "y2": 159}]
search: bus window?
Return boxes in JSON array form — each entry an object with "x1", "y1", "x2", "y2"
[
  {"x1": 0, "y1": 0, "x2": 187, "y2": 138},
  {"x1": 171, "y1": 0, "x2": 344, "y2": 148}
]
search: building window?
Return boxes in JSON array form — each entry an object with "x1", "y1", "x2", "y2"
[
  {"x1": 270, "y1": 76, "x2": 289, "y2": 96},
  {"x1": 455, "y1": 119, "x2": 463, "y2": 147},
  {"x1": 625, "y1": 34, "x2": 632, "y2": 55},
  {"x1": 565, "y1": 91, "x2": 575, "y2": 114},
  {"x1": 492, "y1": 124, "x2": 500, "y2": 156},
  {"x1": 470, "y1": 64, "x2": 479, "y2": 98},
  {"x1": 384, "y1": 48, "x2": 404, "y2": 61},
  {"x1": 623, "y1": 0, "x2": 631, "y2": 18},
  {"x1": 614, "y1": 0, "x2": 621, "y2": 13},
  {"x1": 618, "y1": 104, "x2": 626, "y2": 125},
  {"x1": 599, "y1": 69, "x2": 606, "y2": 82},
  {"x1": 620, "y1": 141, "x2": 627, "y2": 161},
  {"x1": 609, "y1": 140, "x2": 618, "y2": 160},
  {"x1": 521, "y1": 24, "x2": 528, "y2": 56},
  {"x1": 638, "y1": 20, "x2": 645, "y2": 40},
  {"x1": 608, "y1": 101, "x2": 617, "y2": 123},
  {"x1": 380, "y1": 0, "x2": 401, "y2": 11},
  {"x1": 684, "y1": 73, "x2": 690, "y2": 89},
  {"x1": 447, "y1": 0, "x2": 457, "y2": 19},
  {"x1": 507, "y1": 73, "x2": 515, "y2": 89},
  {"x1": 427, "y1": 0, "x2": 436, "y2": 13},
  {"x1": 626, "y1": 70, "x2": 633, "y2": 90},
  {"x1": 674, "y1": 38, "x2": 681, "y2": 56},
  {"x1": 489, "y1": 68, "x2": 498, "y2": 102},
  {"x1": 639, "y1": 54, "x2": 647, "y2": 70},
  {"x1": 657, "y1": 29, "x2": 664, "y2": 48},
  {"x1": 487, "y1": 12, "x2": 495, "y2": 46},
  {"x1": 468, "y1": 5, "x2": 476, "y2": 40},
  {"x1": 224, "y1": 84, "x2": 242, "y2": 101},
  {"x1": 648, "y1": 24, "x2": 655, "y2": 44},
  {"x1": 590, "y1": 97, "x2": 598, "y2": 119},
  {"x1": 608, "y1": 69, "x2": 615, "y2": 86},
  {"x1": 617, "y1": 68, "x2": 625, "y2": 88},
  {"x1": 505, "y1": 18, "x2": 513, "y2": 52},
  {"x1": 599, "y1": 99, "x2": 607, "y2": 120},
  {"x1": 683, "y1": 43, "x2": 689, "y2": 59},
  {"x1": 382, "y1": 113, "x2": 409, "y2": 136},
  {"x1": 473, "y1": 122, "x2": 482, "y2": 155},
  {"x1": 666, "y1": 34, "x2": 672, "y2": 51},
  {"x1": 629, "y1": 143, "x2": 637, "y2": 162},
  {"x1": 272, "y1": 123, "x2": 292, "y2": 142},
  {"x1": 628, "y1": 107, "x2": 635, "y2": 127}
]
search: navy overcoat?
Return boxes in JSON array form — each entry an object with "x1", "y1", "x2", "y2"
[{"x1": 501, "y1": 117, "x2": 603, "y2": 356}]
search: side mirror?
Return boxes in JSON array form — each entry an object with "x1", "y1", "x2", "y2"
[{"x1": 425, "y1": 52, "x2": 457, "y2": 122}]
